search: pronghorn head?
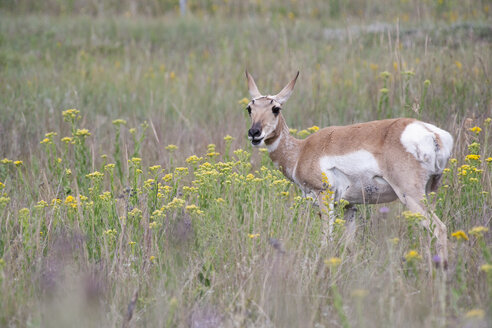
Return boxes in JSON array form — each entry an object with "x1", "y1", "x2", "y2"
[{"x1": 245, "y1": 71, "x2": 299, "y2": 147}]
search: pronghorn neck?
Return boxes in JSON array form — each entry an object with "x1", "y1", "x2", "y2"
[{"x1": 265, "y1": 115, "x2": 301, "y2": 181}]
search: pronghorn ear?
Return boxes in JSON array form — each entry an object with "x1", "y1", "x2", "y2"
[
  {"x1": 273, "y1": 71, "x2": 299, "y2": 104},
  {"x1": 245, "y1": 70, "x2": 262, "y2": 99}
]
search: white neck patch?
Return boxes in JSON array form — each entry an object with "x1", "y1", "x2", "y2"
[{"x1": 266, "y1": 133, "x2": 282, "y2": 153}]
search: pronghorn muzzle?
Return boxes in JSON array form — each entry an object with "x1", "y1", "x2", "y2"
[{"x1": 248, "y1": 122, "x2": 263, "y2": 145}]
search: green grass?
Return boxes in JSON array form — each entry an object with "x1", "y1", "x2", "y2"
[{"x1": 0, "y1": 3, "x2": 491, "y2": 327}]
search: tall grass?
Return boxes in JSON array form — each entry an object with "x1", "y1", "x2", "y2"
[{"x1": 0, "y1": 5, "x2": 491, "y2": 327}]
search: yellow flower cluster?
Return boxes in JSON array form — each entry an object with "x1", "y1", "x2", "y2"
[
  {"x1": 62, "y1": 109, "x2": 80, "y2": 121},
  {"x1": 75, "y1": 129, "x2": 91, "y2": 137},
  {"x1": 465, "y1": 309, "x2": 484, "y2": 319},
  {"x1": 325, "y1": 257, "x2": 342, "y2": 268},
  {"x1": 405, "y1": 250, "x2": 421, "y2": 261},
  {"x1": 451, "y1": 230, "x2": 468, "y2": 241},
  {"x1": 402, "y1": 211, "x2": 424, "y2": 222},
  {"x1": 64, "y1": 195, "x2": 78, "y2": 209},
  {"x1": 86, "y1": 171, "x2": 104, "y2": 179},
  {"x1": 185, "y1": 204, "x2": 204, "y2": 216},
  {"x1": 468, "y1": 126, "x2": 481, "y2": 134},
  {"x1": 112, "y1": 119, "x2": 127, "y2": 126},
  {"x1": 165, "y1": 144, "x2": 178, "y2": 152},
  {"x1": 469, "y1": 226, "x2": 488, "y2": 237}
]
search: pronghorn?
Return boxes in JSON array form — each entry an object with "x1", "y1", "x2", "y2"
[{"x1": 244, "y1": 71, "x2": 453, "y2": 267}]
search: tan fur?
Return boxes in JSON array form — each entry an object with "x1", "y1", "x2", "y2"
[{"x1": 244, "y1": 71, "x2": 453, "y2": 268}]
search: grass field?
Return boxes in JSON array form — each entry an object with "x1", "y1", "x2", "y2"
[{"x1": 0, "y1": 1, "x2": 491, "y2": 327}]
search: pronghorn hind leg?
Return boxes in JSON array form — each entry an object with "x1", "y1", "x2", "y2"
[
  {"x1": 386, "y1": 180, "x2": 448, "y2": 269},
  {"x1": 405, "y1": 197, "x2": 448, "y2": 269}
]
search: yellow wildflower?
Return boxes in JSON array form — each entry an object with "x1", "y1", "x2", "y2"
[
  {"x1": 238, "y1": 97, "x2": 250, "y2": 106},
  {"x1": 61, "y1": 137, "x2": 72, "y2": 144},
  {"x1": 130, "y1": 157, "x2": 142, "y2": 165},
  {"x1": 402, "y1": 211, "x2": 424, "y2": 222},
  {"x1": 165, "y1": 144, "x2": 178, "y2": 152},
  {"x1": 369, "y1": 63, "x2": 378, "y2": 71},
  {"x1": 216, "y1": 198, "x2": 225, "y2": 204},
  {"x1": 469, "y1": 126, "x2": 481, "y2": 134},
  {"x1": 469, "y1": 226, "x2": 488, "y2": 237},
  {"x1": 325, "y1": 257, "x2": 342, "y2": 268},
  {"x1": 455, "y1": 61, "x2": 462, "y2": 70},
  {"x1": 64, "y1": 195, "x2": 75, "y2": 204},
  {"x1": 224, "y1": 135, "x2": 234, "y2": 142},
  {"x1": 486, "y1": 157, "x2": 492, "y2": 163},
  {"x1": 465, "y1": 154, "x2": 480, "y2": 161},
  {"x1": 248, "y1": 233, "x2": 260, "y2": 239},
  {"x1": 335, "y1": 218, "x2": 346, "y2": 226},
  {"x1": 162, "y1": 173, "x2": 173, "y2": 182},
  {"x1": 112, "y1": 119, "x2": 127, "y2": 126},
  {"x1": 40, "y1": 138, "x2": 51, "y2": 144},
  {"x1": 390, "y1": 237, "x2": 400, "y2": 245},
  {"x1": 465, "y1": 309, "x2": 484, "y2": 319},
  {"x1": 449, "y1": 158, "x2": 457, "y2": 164},
  {"x1": 149, "y1": 255, "x2": 156, "y2": 262},
  {"x1": 62, "y1": 109, "x2": 80, "y2": 121},
  {"x1": 451, "y1": 230, "x2": 468, "y2": 241},
  {"x1": 0, "y1": 196, "x2": 10, "y2": 206},
  {"x1": 1, "y1": 158, "x2": 12, "y2": 164},
  {"x1": 480, "y1": 264, "x2": 492, "y2": 273},
  {"x1": 149, "y1": 165, "x2": 161, "y2": 173},
  {"x1": 405, "y1": 250, "x2": 421, "y2": 261},
  {"x1": 18, "y1": 208, "x2": 30, "y2": 217},
  {"x1": 0, "y1": 181, "x2": 4, "y2": 190},
  {"x1": 380, "y1": 71, "x2": 391, "y2": 79},
  {"x1": 74, "y1": 129, "x2": 91, "y2": 137},
  {"x1": 186, "y1": 204, "x2": 203, "y2": 216},
  {"x1": 297, "y1": 130, "x2": 310, "y2": 138},
  {"x1": 174, "y1": 167, "x2": 189, "y2": 177},
  {"x1": 14, "y1": 160, "x2": 23, "y2": 167},
  {"x1": 32, "y1": 200, "x2": 46, "y2": 210},
  {"x1": 351, "y1": 289, "x2": 369, "y2": 299},
  {"x1": 86, "y1": 171, "x2": 104, "y2": 179},
  {"x1": 308, "y1": 125, "x2": 320, "y2": 133},
  {"x1": 186, "y1": 155, "x2": 202, "y2": 164}
]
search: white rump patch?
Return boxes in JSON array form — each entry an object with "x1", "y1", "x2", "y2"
[{"x1": 400, "y1": 122, "x2": 453, "y2": 173}]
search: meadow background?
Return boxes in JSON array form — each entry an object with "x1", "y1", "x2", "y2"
[{"x1": 0, "y1": 0, "x2": 491, "y2": 327}]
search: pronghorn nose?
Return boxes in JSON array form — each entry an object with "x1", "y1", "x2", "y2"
[{"x1": 248, "y1": 128, "x2": 261, "y2": 139}]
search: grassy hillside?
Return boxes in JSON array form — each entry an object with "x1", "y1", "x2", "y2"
[{"x1": 0, "y1": 2, "x2": 491, "y2": 327}]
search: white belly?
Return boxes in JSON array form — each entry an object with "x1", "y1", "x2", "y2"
[{"x1": 319, "y1": 150, "x2": 398, "y2": 204}]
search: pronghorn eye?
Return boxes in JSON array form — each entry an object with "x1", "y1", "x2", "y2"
[
  {"x1": 272, "y1": 106, "x2": 281, "y2": 115},
  {"x1": 246, "y1": 106, "x2": 251, "y2": 115}
]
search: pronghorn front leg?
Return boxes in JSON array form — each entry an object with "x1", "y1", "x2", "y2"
[{"x1": 317, "y1": 191, "x2": 335, "y2": 245}]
